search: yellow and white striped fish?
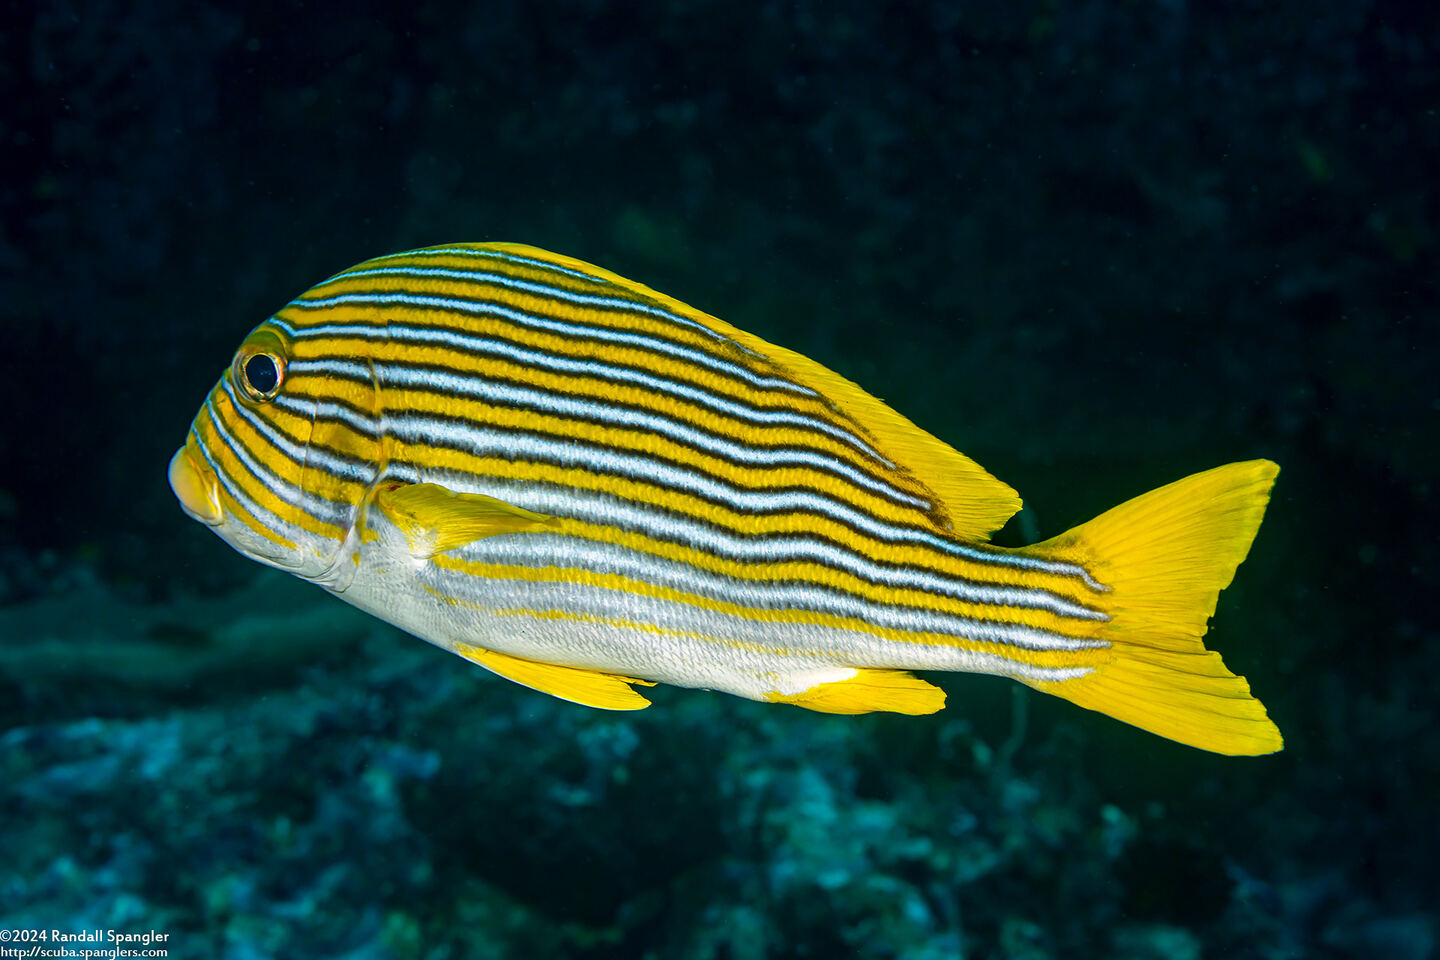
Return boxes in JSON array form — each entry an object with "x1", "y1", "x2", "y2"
[{"x1": 169, "y1": 243, "x2": 1283, "y2": 755}]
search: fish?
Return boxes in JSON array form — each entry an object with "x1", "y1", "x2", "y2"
[{"x1": 169, "y1": 242, "x2": 1284, "y2": 755}]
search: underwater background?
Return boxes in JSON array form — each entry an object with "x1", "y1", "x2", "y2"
[{"x1": 2, "y1": 1, "x2": 1436, "y2": 957}]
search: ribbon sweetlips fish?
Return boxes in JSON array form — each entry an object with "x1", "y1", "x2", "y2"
[{"x1": 169, "y1": 243, "x2": 1283, "y2": 755}]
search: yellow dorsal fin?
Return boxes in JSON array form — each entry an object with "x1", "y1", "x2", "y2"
[
  {"x1": 374, "y1": 482, "x2": 556, "y2": 559},
  {"x1": 482, "y1": 242, "x2": 1022, "y2": 541},
  {"x1": 452, "y1": 643, "x2": 655, "y2": 710},
  {"x1": 765, "y1": 668, "x2": 946, "y2": 715}
]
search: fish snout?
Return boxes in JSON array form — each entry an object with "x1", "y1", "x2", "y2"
[{"x1": 168, "y1": 442, "x2": 223, "y2": 525}]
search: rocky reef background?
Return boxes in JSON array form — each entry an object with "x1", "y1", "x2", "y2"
[{"x1": 1, "y1": 2, "x2": 1435, "y2": 957}]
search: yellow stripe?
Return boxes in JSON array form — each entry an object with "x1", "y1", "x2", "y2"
[
  {"x1": 356, "y1": 384, "x2": 921, "y2": 521},
  {"x1": 307, "y1": 257, "x2": 779, "y2": 377},
  {"x1": 433, "y1": 514, "x2": 1099, "y2": 641},
  {"x1": 426, "y1": 556, "x2": 1109, "y2": 673},
  {"x1": 385, "y1": 438, "x2": 1086, "y2": 602},
  {"x1": 283, "y1": 329, "x2": 909, "y2": 498},
  {"x1": 199, "y1": 386, "x2": 344, "y2": 543},
  {"x1": 192, "y1": 395, "x2": 299, "y2": 552},
  {"x1": 279, "y1": 296, "x2": 852, "y2": 425}
]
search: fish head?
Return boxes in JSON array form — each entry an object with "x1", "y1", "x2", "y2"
[{"x1": 169, "y1": 317, "x2": 382, "y2": 584}]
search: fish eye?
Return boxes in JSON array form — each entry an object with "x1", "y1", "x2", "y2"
[{"x1": 235, "y1": 350, "x2": 285, "y2": 402}]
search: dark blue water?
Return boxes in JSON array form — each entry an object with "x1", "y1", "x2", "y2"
[{"x1": 2, "y1": 2, "x2": 1435, "y2": 957}]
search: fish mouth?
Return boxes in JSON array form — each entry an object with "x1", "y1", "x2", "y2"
[{"x1": 168, "y1": 440, "x2": 223, "y2": 526}]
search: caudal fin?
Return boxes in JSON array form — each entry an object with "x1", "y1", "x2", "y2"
[{"x1": 1022, "y1": 460, "x2": 1283, "y2": 755}]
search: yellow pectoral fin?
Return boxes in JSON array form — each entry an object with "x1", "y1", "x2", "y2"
[
  {"x1": 453, "y1": 643, "x2": 655, "y2": 711},
  {"x1": 375, "y1": 482, "x2": 556, "y2": 558},
  {"x1": 766, "y1": 669, "x2": 946, "y2": 716}
]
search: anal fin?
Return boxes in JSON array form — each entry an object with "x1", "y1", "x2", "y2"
[
  {"x1": 453, "y1": 643, "x2": 655, "y2": 710},
  {"x1": 766, "y1": 668, "x2": 946, "y2": 715}
]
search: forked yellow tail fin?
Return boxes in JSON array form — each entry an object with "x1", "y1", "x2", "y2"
[{"x1": 1023, "y1": 460, "x2": 1283, "y2": 755}]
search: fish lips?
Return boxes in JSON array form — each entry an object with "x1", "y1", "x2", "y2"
[{"x1": 168, "y1": 442, "x2": 223, "y2": 526}]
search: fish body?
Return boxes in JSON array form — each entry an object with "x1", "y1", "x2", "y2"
[{"x1": 170, "y1": 243, "x2": 1283, "y2": 754}]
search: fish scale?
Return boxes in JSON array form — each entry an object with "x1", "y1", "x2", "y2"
[{"x1": 170, "y1": 242, "x2": 1284, "y2": 754}]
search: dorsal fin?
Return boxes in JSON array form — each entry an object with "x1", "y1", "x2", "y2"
[{"x1": 483, "y1": 242, "x2": 1022, "y2": 540}]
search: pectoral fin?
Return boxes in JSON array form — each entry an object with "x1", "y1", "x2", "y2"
[
  {"x1": 453, "y1": 643, "x2": 655, "y2": 710},
  {"x1": 375, "y1": 482, "x2": 556, "y2": 558}
]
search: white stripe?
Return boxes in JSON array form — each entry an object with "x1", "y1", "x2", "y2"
[
  {"x1": 273, "y1": 393, "x2": 377, "y2": 437},
  {"x1": 398, "y1": 565, "x2": 1092, "y2": 690},
  {"x1": 443, "y1": 531, "x2": 1105, "y2": 650},
  {"x1": 286, "y1": 291, "x2": 815, "y2": 398},
  {"x1": 327, "y1": 264, "x2": 737, "y2": 348},
  {"x1": 370, "y1": 245, "x2": 604, "y2": 283},
  {"x1": 220, "y1": 377, "x2": 371, "y2": 490},
  {"x1": 297, "y1": 356, "x2": 923, "y2": 510},
  {"x1": 274, "y1": 318, "x2": 898, "y2": 469},
  {"x1": 197, "y1": 401, "x2": 346, "y2": 538},
  {"x1": 379, "y1": 441, "x2": 1104, "y2": 622},
  {"x1": 271, "y1": 321, "x2": 1099, "y2": 588}
]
